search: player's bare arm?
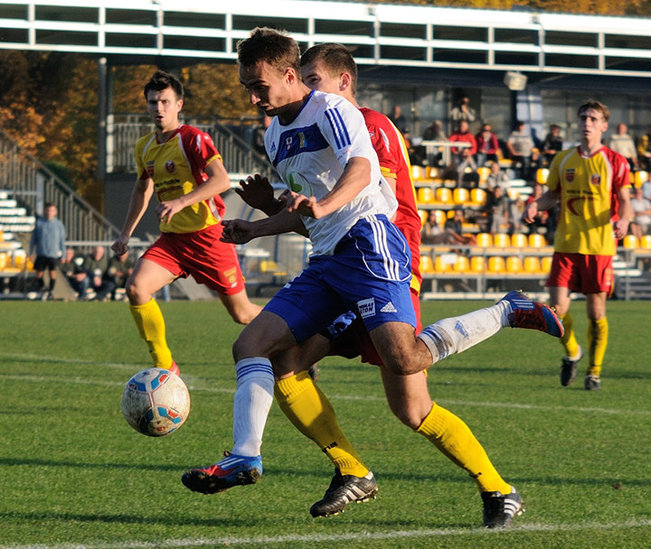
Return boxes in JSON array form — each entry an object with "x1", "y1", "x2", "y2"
[
  {"x1": 111, "y1": 177, "x2": 154, "y2": 255},
  {"x1": 613, "y1": 184, "x2": 634, "y2": 239},
  {"x1": 287, "y1": 156, "x2": 371, "y2": 219},
  {"x1": 156, "y1": 160, "x2": 230, "y2": 224},
  {"x1": 221, "y1": 208, "x2": 305, "y2": 245},
  {"x1": 522, "y1": 188, "x2": 559, "y2": 224}
]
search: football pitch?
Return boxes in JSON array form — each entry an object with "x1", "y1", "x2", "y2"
[{"x1": 0, "y1": 299, "x2": 649, "y2": 548}]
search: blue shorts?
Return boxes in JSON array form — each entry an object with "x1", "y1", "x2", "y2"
[{"x1": 265, "y1": 215, "x2": 416, "y2": 344}]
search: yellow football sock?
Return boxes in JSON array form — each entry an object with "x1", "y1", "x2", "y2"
[
  {"x1": 587, "y1": 317, "x2": 608, "y2": 377},
  {"x1": 417, "y1": 402, "x2": 511, "y2": 495},
  {"x1": 275, "y1": 371, "x2": 369, "y2": 478},
  {"x1": 130, "y1": 298, "x2": 173, "y2": 369},
  {"x1": 560, "y1": 312, "x2": 580, "y2": 359}
]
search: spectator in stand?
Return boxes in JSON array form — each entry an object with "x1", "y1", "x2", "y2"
[
  {"x1": 83, "y1": 245, "x2": 115, "y2": 301},
  {"x1": 475, "y1": 123, "x2": 499, "y2": 166},
  {"x1": 422, "y1": 209, "x2": 475, "y2": 246},
  {"x1": 509, "y1": 195, "x2": 526, "y2": 236},
  {"x1": 608, "y1": 123, "x2": 638, "y2": 171},
  {"x1": 60, "y1": 247, "x2": 89, "y2": 300},
  {"x1": 630, "y1": 186, "x2": 651, "y2": 239},
  {"x1": 637, "y1": 124, "x2": 651, "y2": 171},
  {"x1": 485, "y1": 185, "x2": 511, "y2": 234},
  {"x1": 506, "y1": 121, "x2": 538, "y2": 180},
  {"x1": 449, "y1": 96, "x2": 477, "y2": 126},
  {"x1": 642, "y1": 178, "x2": 651, "y2": 201},
  {"x1": 457, "y1": 148, "x2": 479, "y2": 188},
  {"x1": 29, "y1": 202, "x2": 66, "y2": 300},
  {"x1": 421, "y1": 120, "x2": 447, "y2": 167},
  {"x1": 105, "y1": 250, "x2": 135, "y2": 300},
  {"x1": 541, "y1": 124, "x2": 563, "y2": 165},
  {"x1": 387, "y1": 104, "x2": 407, "y2": 132},
  {"x1": 449, "y1": 120, "x2": 477, "y2": 166},
  {"x1": 485, "y1": 161, "x2": 510, "y2": 191}
]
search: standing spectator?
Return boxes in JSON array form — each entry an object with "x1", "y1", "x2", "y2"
[
  {"x1": 608, "y1": 123, "x2": 638, "y2": 171},
  {"x1": 523, "y1": 99, "x2": 632, "y2": 391},
  {"x1": 84, "y1": 245, "x2": 115, "y2": 301},
  {"x1": 506, "y1": 121, "x2": 538, "y2": 180},
  {"x1": 29, "y1": 202, "x2": 66, "y2": 300},
  {"x1": 475, "y1": 123, "x2": 499, "y2": 166},
  {"x1": 449, "y1": 120, "x2": 477, "y2": 165},
  {"x1": 387, "y1": 104, "x2": 407, "y2": 132},
  {"x1": 60, "y1": 248, "x2": 89, "y2": 300},
  {"x1": 449, "y1": 96, "x2": 477, "y2": 126},
  {"x1": 541, "y1": 124, "x2": 563, "y2": 165},
  {"x1": 105, "y1": 250, "x2": 135, "y2": 300},
  {"x1": 111, "y1": 70, "x2": 261, "y2": 374},
  {"x1": 629, "y1": 186, "x2": 651, "y2": 239},
  {"x1": 636, "y1": 124, "x2": 651, "y2": 170},
  {"x1": 485, "y1": 185, "x2": 511, "y2": 234},
  {"x1": 486, "y1": 161, "x2": 510, "y2": 191}
]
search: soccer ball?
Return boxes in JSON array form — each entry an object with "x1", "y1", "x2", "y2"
[{"x1": 121, "y1": 368, "x2": 191, "y2": 437}]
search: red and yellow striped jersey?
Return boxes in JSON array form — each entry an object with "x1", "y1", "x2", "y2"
[
  {"x1": 547, "y1": 146, "x2": 629, "y2": 256},
  {"x1": 135, "y1": 125, "x2": 225, "y2": 234}
]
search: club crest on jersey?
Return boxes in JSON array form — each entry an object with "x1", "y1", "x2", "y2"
[
  {"x1": 285, "y1": 136, "x2": 293, "y2": 151},
  {"x1": 165, "y1": 160, "x2": 176, "y2": 173},
  {"x1": 146, "y1": 162, "x2": 155, "y2": 177},
  {"x1": 565, "y1": 168, "x2": 575, "y2": 182},
  {"x1": 590, "y1": 173, "x2": 601, "y2": 185},
  {"x1": 357, "y1": 298, "x2": 376, "y2": 319}
]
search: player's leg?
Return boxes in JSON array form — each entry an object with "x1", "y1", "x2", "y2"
[
  {"x1": 379, "y1": 365, "x2": 523, "y2": 528},
  {"x1": 585, "y1": 291, "x2": 607, "y2": 390},
  {"x1": 549, "y1": 285, "x2": 582, "y2": 386},
  {"x1": 125, "y1": 257, "x2": 177, "y2": 371},
  {"x1": 219, "y1": 288, "x2": 263, "y2": 325}
]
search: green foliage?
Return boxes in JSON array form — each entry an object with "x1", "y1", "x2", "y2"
[{"x1": 0, "y1": 299, "x2": 649, "y2": 548}]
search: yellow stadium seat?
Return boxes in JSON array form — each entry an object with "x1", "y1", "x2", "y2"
[
  {"x1": 453, "y1": 187, "x2": 469, "y2": 205},
  {"x1": 622, "y1": 234, "x2": 638, "y2": 249},
  {"x1": 634, "y1": 170, "x2": 649, "y2": 187},
  {"x1": 506, "y1": 256, "x2": 523, "y2": 273},
  {"x1": 412, "y1": 165, "x2": 427, "y2": 182},
  {"x1": 417, "y1": 187, "x2": 435, "y2": 204},
  {"x1": 0, "y1": 251, "x2": 8, "y2": 270},
  {"x1": 523, "y1": 256, "x2": 541, "y2": 273},
  {"x1": 493, "y1": 233, "x2": 511, "y2": 248},
  {"x1": 13, "y1": 250, "x2": 26, "y2": 269},
  {"x1": 541, "y1": 256, "x2": 553, "y2": 273},
  {"x1": 476, "y1": 233, "x2": 492, "y2": 247},
  {"x1": 529, "y1": 233, "x2": 546, "y2": 248},
  {"x1": 487, "y1": 256, "x2": 505, "y2": 273},
  {"x1": 453, "y1": 255, "x2": 470, "y2": 273},
  {"x1": 418, "y1": 209, "x2": 428, "y2": 226},
  {"x1": 433, "y1": 209, "x2": 447, "y2": 226},
  {"x1": 470, "y1": 188, "x2": 487, "y2": 207},
  {"x1": 420, "y1": 254, "x2": 434, "y2": 273},
  {"x1": 536, "y1": 168, "x2": 549, "y2": 184},
  {"x1": 470, "y1": 255, "x2": 485, "y2": 273},
  {"x1": 426, "y1": 166, "x2": 441, "y2": 180},
  {"x1": 639, "y1": 234, "x2": 651, "y2": 249},
  {"x1": 477, "y1": 166, "x2": 491, "y2": 185},
  {"x1": 435, "y1": 187, "x2": 453, "y2": 204},
  {"x1": 434, "y1": 255, "x2": 452, "y2": 273},
  {"x1": 511, "y1": 233, "x2": 528, "y2": 248}
]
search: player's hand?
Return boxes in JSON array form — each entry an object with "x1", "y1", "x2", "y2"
[
  {"x1": 613, "y1": 218, "x2": 629, "y2": 240},
  {"x1": 156, "y1": 200, "x2": 184, "y2": 225},
  {"x1": 220, "y1": 219, "x2": 255, "y2": 245},
  {"x1": 235, "y1": 174, "x2": 275, "y2": 211},
  {"x1": 522, "y1": 201, "x2": 538, "y2": 224},
  {"x1": 287, "y1": 192, "x2": 324, "y2": 219},
  {"x1": 111, "y1": 236, "x2": 129, "y2": 256}
]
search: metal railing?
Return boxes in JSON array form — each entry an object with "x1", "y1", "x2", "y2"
[{"x1": 0, "y1": 127, "x2": 121, "y2": 242}]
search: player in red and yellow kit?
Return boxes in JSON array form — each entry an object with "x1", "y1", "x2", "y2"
[
  {"x1": 111, "y1": 70, "x2": 261, "y2": 373},
  {"x1": 524, "y1": 100, "x2": 632, "y2": 390}
]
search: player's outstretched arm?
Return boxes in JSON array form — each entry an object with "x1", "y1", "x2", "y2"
[
  {"x1": 221, "y1": 208, "x2": 305, "y2": 244},
  {"x1": 236, "y1": 174, "x2": 286, "y2": 217}
]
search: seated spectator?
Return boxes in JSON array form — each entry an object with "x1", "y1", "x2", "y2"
[
  {"x1": 457, "y1": 148, "x2": 479, "y2": 188},
  {"x1": 485, "y1": 185, "x2": 511, "y2": 234},
  {"x1": 506, "y1": 121, "x2": 539, "y2": 180},
  {"x1": 449, "y1": 120, "x2": 477, "y2": 166},
  {"x1": 541, "y1": 124, "x2": 563, "y2": 165},
  {"x1": 642, "y1": 178, "x2": 651, "y2": 201},
  {"x1": 422, "y1": 209, "x2": 475, "y2": 246},
  {"x1": 60, "y1": 248, "x2": 89, "y2": 300},
  {"x1": 475, "y1": 123, "x2": 500, "y2": 166},
  {"x1": 485, "y1": 161, "x2": 510, "y2": 191},
  {"x1": 608, "y1": 123, "x2": 638, "y2": 171},
  {"x1": 104, "y1": 250, "x2": 134, "y2": 300},
  {"x1": 509, "y1": 196, "x2": 526, "y2": 235},
  {"x1": 84, "y1": 245, "x2": 115, "y2": 301},
  {"x1": 637, "y1": 125, "x2": 651, "y2": 171},
  {"x1": 421, "y1": 120, "x2": 447, "y2": 167},
  {"x1": 630, "y1": 186, "x2": 651, "y2": 239}
]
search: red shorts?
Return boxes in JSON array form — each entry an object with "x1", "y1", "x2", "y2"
[
  {"x1": 328, "y1": 287, "x2": 422, "y2": 367},
  {"x1": 142, "y1": 223, "x2": 245, "y2": 296},
  {"x1": 546, "y1": 252, "x2": 613, "y2": 295}
]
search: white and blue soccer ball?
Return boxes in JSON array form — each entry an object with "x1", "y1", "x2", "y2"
[{"x1": 121, "y1": 368, "x2": 191, "y2": 437}]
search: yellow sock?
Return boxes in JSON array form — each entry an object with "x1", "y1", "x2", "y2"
[
  {"x1": 275, "y1": 371, "x2": 369, "y2": 478},
  {"x1": 560, "y1": 312, "x2": 580, "y2": 359},
  {"x1": 587, "y1": 317, "x2": 608, "y2": 377},
  {"x1": 130, "y1": 299, "x2": 173, "y2": 369},
  {"x1": 417, "y1": 402, "x2": 511, "y2": 495}
]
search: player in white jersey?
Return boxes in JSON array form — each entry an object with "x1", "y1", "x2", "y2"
[{"x1": 182, "y1": 28, "x2": 564, "y2": 529}]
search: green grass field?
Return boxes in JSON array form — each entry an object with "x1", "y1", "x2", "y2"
[{"x1": 0, "y1": 299, "x2": 649, "y2": 548}]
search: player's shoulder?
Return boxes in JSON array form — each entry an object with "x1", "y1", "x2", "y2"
[
  {"x1": 599, "y1": 145, "x2": 627, "y2": 164},
  {"x1": 135, "y1": 131, "x2": 157, "y2": 148}
]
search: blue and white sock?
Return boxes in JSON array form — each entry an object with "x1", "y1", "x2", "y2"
[{"x1": 231, "y1": 357, "x2": 275, "y2": 457}]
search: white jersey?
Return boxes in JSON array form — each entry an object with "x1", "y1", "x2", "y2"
[{"x1": 265, "y1": 90, "x2": 397, "y2": 256}]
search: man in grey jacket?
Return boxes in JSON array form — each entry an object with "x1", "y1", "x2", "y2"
[{"x1": 29, "y1": 202, "x2": 66, "y2": 299}]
